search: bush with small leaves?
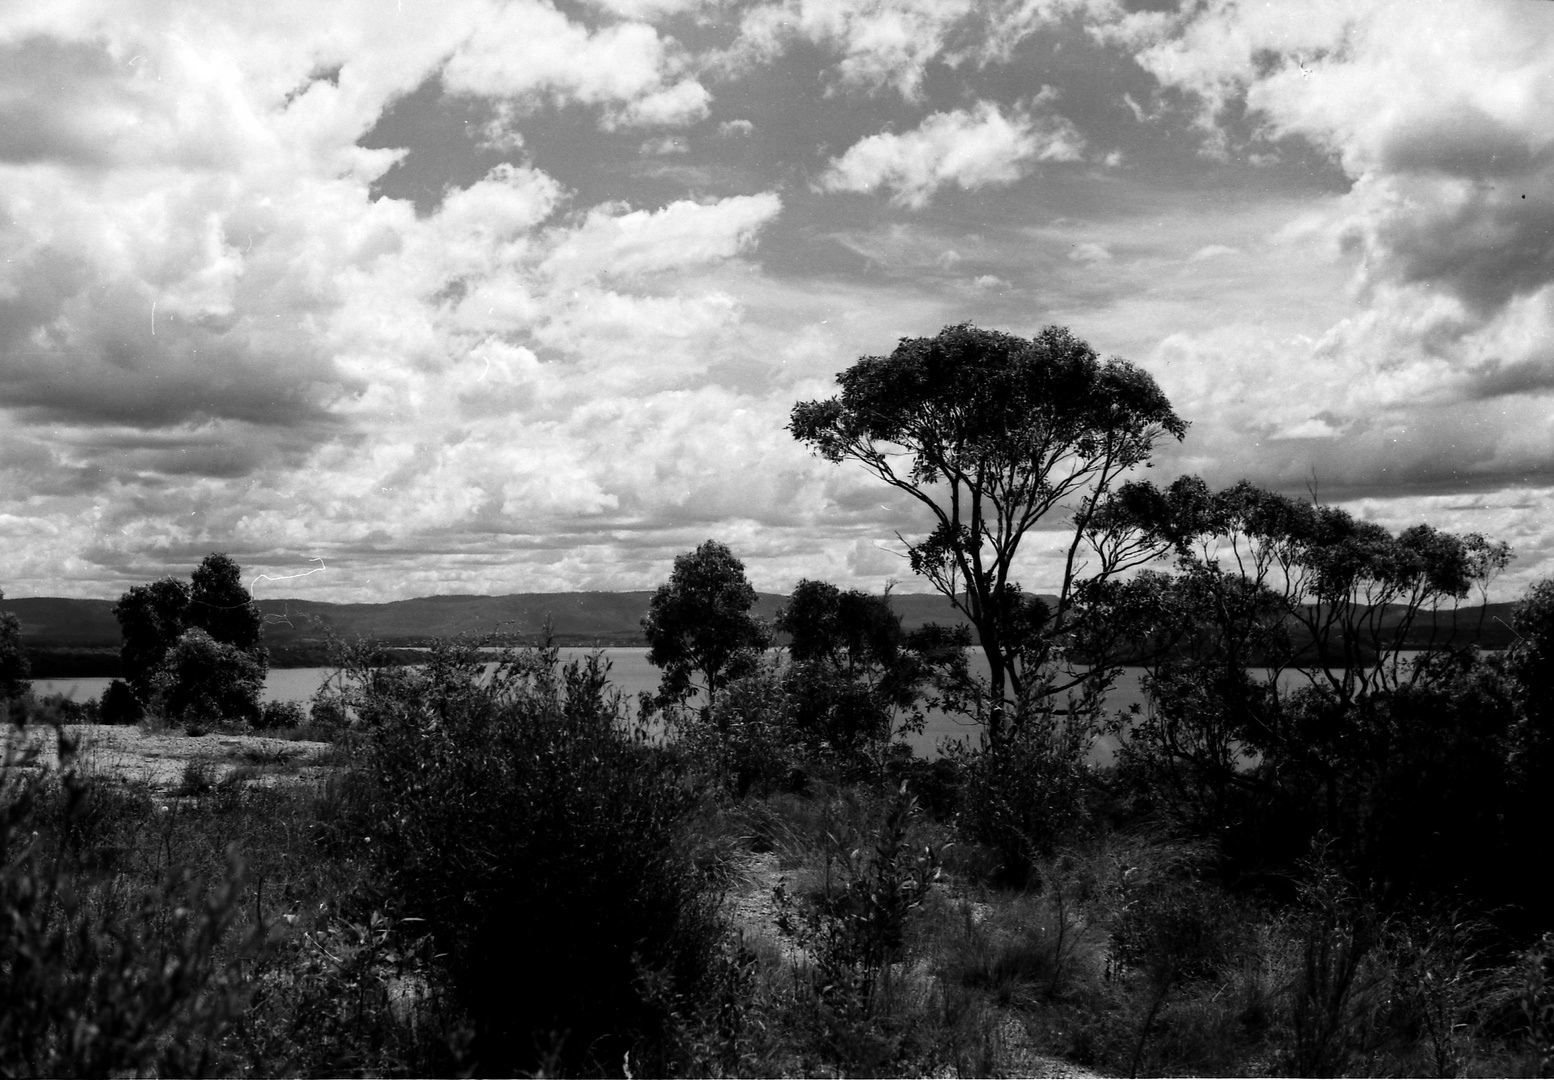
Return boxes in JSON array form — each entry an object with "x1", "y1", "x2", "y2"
[
  {"x1": 156, "y1": 627, "x2": 265, "y2": 728},
  {"x1": 339, "y1": 638, "x2": 741, "y2": 1076},
  {"x1": 260, "y1": 699, "x2": 308, "y2": 730}
]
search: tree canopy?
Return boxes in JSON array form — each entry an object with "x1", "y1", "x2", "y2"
[
  {"x1": 790, "y1": 323, "x2": 1187, "y2": 745},
  {"x1": 189, "y1": 552, "x2": 264, "y2": 655},
  {"x1": 113, "y1": 553, "x2": 267, "y2": 718},
  {"x1": 0, "y1": 590, "x2": 31, "y2": 702},
  {"x1": 642, "y1": 540, "x2": 772, "y2": 707},
  {"x1": 114, "y1": 577, "x2": 192, "y2": 703}
]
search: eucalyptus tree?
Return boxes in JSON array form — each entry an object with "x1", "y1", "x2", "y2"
[
  {"x1": 790, "y1": 323, "x2": 1187, "y2": 746},
  {"x1": 642, "y1": 540, "x2": 772, "y2": 708}
]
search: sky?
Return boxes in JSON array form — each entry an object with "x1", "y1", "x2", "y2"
[{"x1": 2, "y1": 0, "x2": 1554, "y2": 604}]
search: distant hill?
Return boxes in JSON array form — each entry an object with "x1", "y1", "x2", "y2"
[{"x1": 2, "y1": 590, "x2": 1518, "y2": 678}]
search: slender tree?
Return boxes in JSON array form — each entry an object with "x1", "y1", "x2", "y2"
[
  {"x1": 790, "y1": 323, "x2": 1187, "y2": 746},
  {"x1": 642, "y1": 541, "x2": 771, "y2": 708}
]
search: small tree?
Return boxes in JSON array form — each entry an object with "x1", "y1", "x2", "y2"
[
  {"x1": 114, "y1": 577, "x2": 191, "y2": 703},
  {"x1": 790, "y1": 323, "x2": 1186, "y2": 746},
  {"x1": 643, "y1": 541, "x2": 771, "y2": 708},
  {"x1": 115, "y1": 554, "x2": 268, "y2": 720},
  {"x1": 775, "y1": 580, "x2": 925, "y2": 759},
  {"x1": 0, "y1": 590, "x2": 31, "y2": 702},
  {"x1": 155, "y1": 628, "x2": 265, "y2": 728},
  {"x1": 189, "y1": 553, "x2": 265, "y2": 660}
]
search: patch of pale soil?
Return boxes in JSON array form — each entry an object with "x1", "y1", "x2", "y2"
[{"x1": 2, "y1": 723, "x2": 336, "y2": 792}]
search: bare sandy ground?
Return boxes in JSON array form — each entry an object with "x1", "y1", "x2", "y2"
[{"x1": 1, "y1": 723, "x2": 336, "y2": 791}]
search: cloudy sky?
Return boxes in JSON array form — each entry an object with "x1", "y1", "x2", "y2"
[{"x1": 3, "y1": 0, "x2": 1553, "y2": 604}]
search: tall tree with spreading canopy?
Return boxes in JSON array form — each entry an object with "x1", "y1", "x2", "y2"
[
  {"x1": 790, "y1": 323, "x2": 1187, "y2": 746},
  {"x1": 643, "y1": 540, "x2": 772, "y2": 708}
]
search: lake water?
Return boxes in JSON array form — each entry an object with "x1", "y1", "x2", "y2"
[{"x1": 32, "y1": 648, "x2": 1335, "y2": 761}]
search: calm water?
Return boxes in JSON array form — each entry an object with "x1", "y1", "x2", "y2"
[{"x1": 34, "y1": 648, "x2": 1338, "y2": 761}]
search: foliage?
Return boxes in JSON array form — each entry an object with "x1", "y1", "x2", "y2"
[
  {"x1": 772, "y1": 785, "x2": 940, "y2": 1070},
  {"x1": 0, "y1": 589, "x2": 31, "y2": 701},
  {"x1": 99, "y1": 678, "x2": 144, "y2": 725},
  {"x1": 156, "y1": 627, "x2": 266, "y2": 729},
  {"x1": 114, "y1": 575, "x2": 192, "y2": 702},
  {"x1": 670, "y1": 655, "x2": 805, "y2": 799},
  {"x1": 0, "y1": 729, "x2": 247, "y2": 1077},
  {"x1": 1518, "y1": 932, "x2": 1554, "y2": 1076},
  {"x1": 340, "y1": 637, "x2": 738, "y2": 1076},
  {"x1": 115, "y1": 554, "x2": 269, "y2": 726},
  {"x1": 643, "y1": 539, "x2": 772, "y2": 708},
  {"x1": 259, "y1": 699, "x2": 307, "y2": 730},
  {"x1": 775, "y1": 580, "x2": 937, "y2": 764},
  {"x1": 946, "y1": 696, "x2": 1094, "y2": 887},
  {"x1": 790, "y1": 323, "x2": 1187, "y2": 746},
  {"x1": 1505, "y1": 577, "x2": 1554, "y2": 784},
  {"x1": 188, "y1": 552, "x2": 265, "y2": 659}
]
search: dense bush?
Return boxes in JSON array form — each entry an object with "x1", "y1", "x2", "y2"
[
  {"x1": 99, "y1": 678, "x2": 143, "y2": 725},
  {"x1": 259, "y1": 699, "x2": 308, "y2": 730},
  {"x1": 947, "y1": 701, "x2": 1093, "y2": 887},
  {"x1": 156, "y1": 627, "x2": 266, "y2": 729},
  {"x1": 340, "y1": 639, "x2": 741, "y2": 1076}
]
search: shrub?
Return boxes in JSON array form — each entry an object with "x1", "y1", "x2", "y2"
[
  {"x1": 947, "y1": 700, "x2": 1092, "y2": 886},
  {"x1": 99, "y1": 679, "x2": 143, "y2": 725},
  {"x1": 674, "y1": 655, "x2": 803, "y2": 798},
  {"x1": 259, "y1": 699, "x2": 308, "y2": 730},
  {"x1": 0, "y1": 729, "x2": 247, "y2": 1076},
  {"x1": 155, "y1": 627, "x2": 265, "y2": 728},
  {"x1": 342, "y1": 639, "x2": 739, "y2": 1076}
]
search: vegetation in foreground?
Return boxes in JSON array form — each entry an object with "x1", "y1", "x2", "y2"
[{"x1": 2, "y1": 322, "x2": 1553, "y2": 1076}]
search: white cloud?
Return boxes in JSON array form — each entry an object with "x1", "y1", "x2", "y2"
[
  {"x1": 729, "y1": 0, "x2": 975, "y2": 99},
  {"x1": 1189, "y1": 243, "x2": 1239, "y2": 261},
  {"x1": 819, "y1": 100, "x2": 1082, "y2": 207},
  {"x1": 604, "y1": 77, "x2": 711, "y2": 129},
  {"x1": 1068, "y1": 242, "x2": 1111, "y2": 263},
  {"x1": 1091, "y1": 0, "x2": 1554, "y2": 536},
  {"x1": 442, "y1": 0, "x2": 709, "y2": 128}
]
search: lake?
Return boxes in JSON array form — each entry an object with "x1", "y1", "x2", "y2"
[{"x1": 33, "y1": 648, "x2": 1337, "y2": 761}]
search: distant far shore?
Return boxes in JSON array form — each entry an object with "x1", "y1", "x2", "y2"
[{"x1": 5, "y1": 589, "x2": 1520, "y2": 679}]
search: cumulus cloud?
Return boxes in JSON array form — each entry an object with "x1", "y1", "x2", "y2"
[
  {"x1": 442, "y1": 0, "x2": 709, "y2": 128},
  {"x1": 728, "y1": 0, "x2": 975, "y2": 99},
  {"x1": 0, "y1": 0, "x2": 820, "y2": 601},
  {"x1": 1100, "y1": 0, "x2": 1554, "y2": 507},
  {"x1": 819, "y1": 99, "x2": 1082, "y2": 207}
]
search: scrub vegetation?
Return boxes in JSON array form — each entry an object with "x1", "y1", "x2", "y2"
[{"x1": 2, "y1": 324, "x2": 1553, "y2": 1077}]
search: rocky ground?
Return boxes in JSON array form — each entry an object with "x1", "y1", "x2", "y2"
[{"x1": 1, "y1": 722, "x2": 336, "y2": 791}]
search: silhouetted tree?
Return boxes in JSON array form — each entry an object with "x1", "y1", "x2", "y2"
[
  {"x1": 776, "y1": 580, "x2": 934, "y2": 758},
  {"x1": 643, "y1": 541, "x2": 771, "y2": 708},
  {"x1": 113, "y1": 577, "x2": 191, "y2": 703},
  {"x1": 188, "y1": 553, "x2": 265, "y2": 659},
  {"x1": 155, "y1": 628, "x2": 265, "y2": 728},
  {"x1": 0, "y1": 590, "x2": 31, "y2": 701},
  {"x1": 790, "y1": 323, "x2": 1187, "y2": 746},
  {"x1": 114, "y1": 554, "x2": 267, "y2": 721}
]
